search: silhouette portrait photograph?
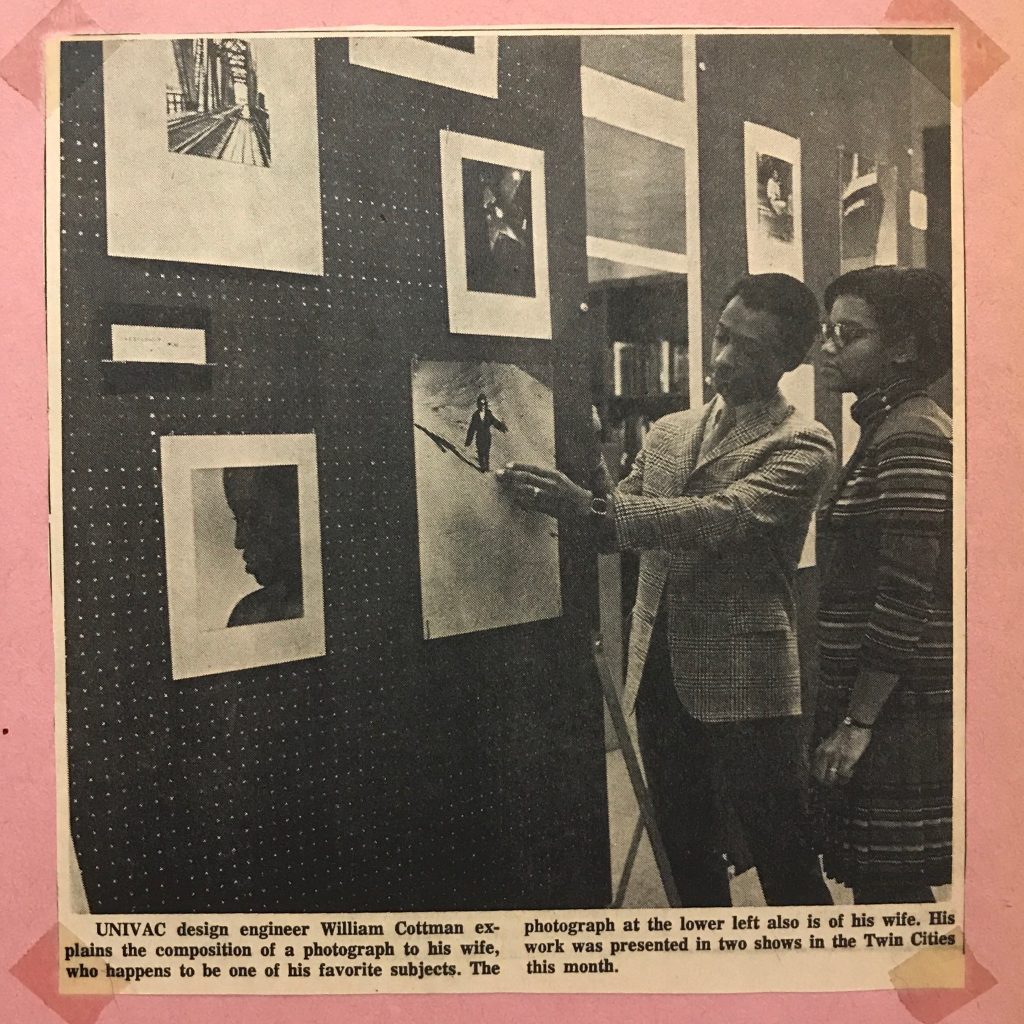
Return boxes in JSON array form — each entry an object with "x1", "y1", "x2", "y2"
[
  {"x1": 192, "y1": 464, "x2": 303, "y2": 629},
  {"x1": 160, "y1": 433, "x2": 325, "y2": 679}
]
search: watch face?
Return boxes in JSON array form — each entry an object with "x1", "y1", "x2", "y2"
[{"x1": 590, "y1": 496, "x2": 608, "y2": 516}]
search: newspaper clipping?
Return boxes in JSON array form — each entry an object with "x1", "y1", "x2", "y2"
[{"x1": 50, "y1": 26, "x2": 965, "y2": 995}]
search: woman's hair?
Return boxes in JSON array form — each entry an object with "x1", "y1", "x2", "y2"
[{"x1": 823, "y1": 267, "x2": 952, "y2": 384}]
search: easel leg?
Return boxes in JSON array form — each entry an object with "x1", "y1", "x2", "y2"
[
  {"x1": 594, "y1": 633, "x2": 682, "y2": 908},
  {"x1": 611, "y1": 816, "x2": 645, "y2": 908}
]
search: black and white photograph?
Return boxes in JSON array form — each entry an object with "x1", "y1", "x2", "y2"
[
  {"x1": 348, "y1": 33, "x2": 499, "y2": 96},
  {"x1": 192, "y1": 464, "x2": 304, "y2": 630},
  {"x1": 102, "y1": 36, "x2": 323, "y2": 274},
  {"x1": 840, "y1": 150, "x2": 899, "y2": 273},
  {"x1": 440, "y1": 129, "x2": 552, "y2": 337},
  {"x1": 166, "y1": 38, "x2": 272, "y2": 167},
  {"x1": 160, "y1": 434, "x2": 325, "y2": 679},
  {"x1": 410, "y1": 359, "x2": 561, "y2": 640},
  {"x1": 50, "y1": 28, "x2": 965, "y2": 995},
  {"x1": 757, "y1": 153, "x2": 794, "y2": 242},
  {"x1": 463, "y1": 159, "x2": 536, "y2": 296},
  {"x1": 744, "y1": 121, "x2": 804, "y2": 279}
]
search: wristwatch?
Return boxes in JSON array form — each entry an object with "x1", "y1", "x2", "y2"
[
  {"x1": 589, "y1": 494, "x2": 609, "y2": 518},
  {"x1": 841, "y1": 715, "x2": 874, "y2": 730}
]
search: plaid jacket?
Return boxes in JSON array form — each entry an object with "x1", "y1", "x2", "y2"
[{"x1": 615, "y1": 391, "x2": 837, "y2": 722}]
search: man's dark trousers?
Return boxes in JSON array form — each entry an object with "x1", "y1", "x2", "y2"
[{"x1": 635, "y1": 607, "x2": 832, "y2": 907}]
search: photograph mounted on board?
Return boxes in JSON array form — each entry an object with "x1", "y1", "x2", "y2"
[
  {"x1": 160, "y1": 433, "x2": 325, "y2": 679},
  {"x1": 348, "y1": 34, "x2": 499, "y2": 97},
  {"x1": 744, "y1": 122, "x2": 803, "y2": 279},
  {"x1": 410, "y1": 359, "x2": 561, "y2": 640},
  {"x1": 441, "y1": 131, "x2": 552, "y2": 338},
  {"x1": 166, "y1": 38, "x2": 271, "y2": 167},
  {"x1": 103, "y1": 36, "x2": 322, "y2": 274}
]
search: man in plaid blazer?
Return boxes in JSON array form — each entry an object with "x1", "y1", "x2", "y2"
[{"x1": 500, "y1": 274, "x2": 836, "y2": 907}]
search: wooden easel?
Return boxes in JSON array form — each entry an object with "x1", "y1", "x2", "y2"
[{"x1": 591, "y1": 633, "x2": 681, "y2": 908}]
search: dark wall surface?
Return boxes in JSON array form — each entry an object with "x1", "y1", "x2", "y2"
[{"x1": 61, "y1": 37, "x2": 609, "y2": 914}]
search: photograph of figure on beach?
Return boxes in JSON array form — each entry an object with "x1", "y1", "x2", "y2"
[{"x1": 410, "y1": 359, "x2": 561, "y2": 640}]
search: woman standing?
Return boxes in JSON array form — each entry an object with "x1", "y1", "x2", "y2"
[
  {"x1": 812, "y1": 267, "x2": 954, "y2": 904},
  {"x1": 464, "y1": 393, "x2": 508, "y2": 473}
]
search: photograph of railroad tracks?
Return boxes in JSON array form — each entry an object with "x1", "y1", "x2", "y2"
[{"x1": 166, "y1": 38, "x2": 271, "y2": 167}]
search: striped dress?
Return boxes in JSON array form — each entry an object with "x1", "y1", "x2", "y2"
[{"x1": 813, "y1": 382, "x2": 954, "y2": 889}]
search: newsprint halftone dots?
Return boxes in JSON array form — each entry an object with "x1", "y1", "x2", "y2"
[{"x1": 60, "y1": 36, "x2": 606, "y2": 914}]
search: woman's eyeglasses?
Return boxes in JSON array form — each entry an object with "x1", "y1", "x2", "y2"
[{"x1": 820, "y1": 321, "x2": 878, "y2": 348}]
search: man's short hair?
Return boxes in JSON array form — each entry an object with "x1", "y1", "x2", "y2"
[
  {"x1": 823, "y1": 267, "x2": 952, "y2": 385},
  {"x1": 721, "y1": 273, "x2": 820, "y2": 372}
]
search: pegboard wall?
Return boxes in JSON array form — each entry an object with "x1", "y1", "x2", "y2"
[{"x1": 60, "y1": 36, "x2": 608, "y2": 913}]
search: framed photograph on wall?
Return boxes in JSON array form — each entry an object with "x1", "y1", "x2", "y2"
[
  {"x1": 440, "y1": 130, "x2": 552, "y2": 339},
  {"x1": 840, "y1": 149, "x2": 899, "y2": 273},
  {"x1": 103, "y1": 37, "x2": 324, "y2": 275},
  {"x1": 744, "y1": 122, "x2": 803, "y2": 280},
  {"x1": 410, "y1": 358, "x2": 561, "y2": 639},
  {"x1": 348, "y1": 34, "x2": 499, "y2": 97},
  {"x1": 160, "y1": 433, "x2": 325, "y2": 679}
]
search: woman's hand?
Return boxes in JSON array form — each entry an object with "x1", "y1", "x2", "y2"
[
  {"x1": 812, "y1": 724, "x2": 873, "y2": 787},
  {"x1": 496, "y1": 463, "x2": 592, "y2": 519}
]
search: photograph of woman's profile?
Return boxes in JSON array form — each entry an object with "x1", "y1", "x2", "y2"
[
  {"x1": 221, "y1": 465, "x2": 304, "y2": 627},
  {"x1": 189, "y1": 462, "x2": 305, "y2": 632},
  {"x1": 162, "y1": 433, "x2": 324, "y2": 679}
]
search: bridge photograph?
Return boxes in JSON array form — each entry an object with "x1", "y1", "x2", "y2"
[{"x1": 166, "y1": 38, "x2": 271, "y2": 167}]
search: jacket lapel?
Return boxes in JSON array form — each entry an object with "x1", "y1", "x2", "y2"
[
  {"x1": 668, "y1": 401, "x2": 717, "y2": 495},
  {"x1": 693, "y1": 390, "x2": 793, "y2": 475}
]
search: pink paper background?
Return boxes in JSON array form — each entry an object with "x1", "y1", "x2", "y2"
[{"x1": 2, "y1": 1, "x2": 1021, "y2": 1021}]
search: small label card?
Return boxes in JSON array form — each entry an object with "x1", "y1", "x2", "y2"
[{"x1": 110, "y1": 324, "x2": 207, "y2": 364}]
